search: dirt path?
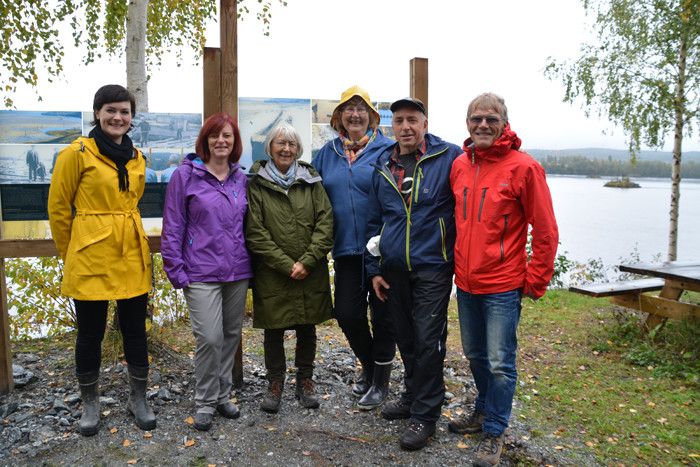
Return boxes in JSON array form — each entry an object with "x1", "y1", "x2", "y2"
[{"x1": 0, "y1": 321, "x2": 596, "y2": 466}]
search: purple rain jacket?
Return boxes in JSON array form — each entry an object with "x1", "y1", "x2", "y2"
[{"x1": 161, "y1": 154, "x2": 252, "y2": 289}]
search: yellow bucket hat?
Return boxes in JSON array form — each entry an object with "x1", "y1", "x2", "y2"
[{"x1": 330, "y1": 85, "x2": 381, "y2": 133}]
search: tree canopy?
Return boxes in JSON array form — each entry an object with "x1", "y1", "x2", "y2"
[
  {"x1": 545, "y1": 0, "x2": 699, "y2": 260},
  {"x1": 1, "y1": 0, "x2": 287, "y2": 107}
]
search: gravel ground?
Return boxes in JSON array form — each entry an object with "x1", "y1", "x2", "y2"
[{"x1": 0, "y1": 320, "x2": 598, "y2": 466}]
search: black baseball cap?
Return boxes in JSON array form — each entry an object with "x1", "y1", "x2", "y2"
[{"x1": 390, "y1": 97, "x2": 426, "y2": 115}]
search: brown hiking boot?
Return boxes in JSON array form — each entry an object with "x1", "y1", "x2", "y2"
[
  {"x1": 295, "y1": 378, "x2": 320, "y2": 409},
  {"x1": 474, "y1": 433, "x2": 504, "y2": 466},
  {"x1": 260, "y1": 380, "x2": 283, "y2": 414},
  {"x1": 448, "y1": 409, "x2": 484, "y2": 434}
]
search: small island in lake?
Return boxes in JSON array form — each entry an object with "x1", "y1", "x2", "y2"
[{"x1": 604, "y1": 177, "x2": 641, "y2": 188}]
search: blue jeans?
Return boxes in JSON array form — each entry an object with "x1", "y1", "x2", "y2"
[{"x1": 456, "y1": 288, "x2": 521, "y2": 436}]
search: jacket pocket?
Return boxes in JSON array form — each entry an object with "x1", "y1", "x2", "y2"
[
  {"x1": 438, "y1": 217, "x2": 447, "y2": 261},
  {"x1": 500, "y1": 214, "x2": 509, "y2": 262},
  {"x1": 74, "y1": 224, "x2": 112, "y2": 252}
]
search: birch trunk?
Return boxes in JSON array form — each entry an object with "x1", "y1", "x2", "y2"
[
  {"x1": 126, "y1": 0, "x2": 149, "y2": 112},
  {"x1": 668, "y1": 32, "x2": 687, "y2": 261}
]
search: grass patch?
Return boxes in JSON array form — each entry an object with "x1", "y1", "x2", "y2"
[{"x1": 517, "y1": 289, "x2": 699, "y2": 466}]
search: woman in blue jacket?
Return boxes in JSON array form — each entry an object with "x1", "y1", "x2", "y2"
[
  {"x1": 161, "y1": 112, "x2": 252, "y2": 431},
  {"x1": 311, "y1": 85, "x2": 396, "y2": 409}
]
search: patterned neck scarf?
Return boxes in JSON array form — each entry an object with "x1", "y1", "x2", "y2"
[
  {"x1": 339, "y1": 127, "x2": 378, "y2": 164},
  {"x1": 265, "y1": 159, "x2": 298, "y2": 190}
]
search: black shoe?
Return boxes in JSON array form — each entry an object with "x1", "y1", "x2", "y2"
[
  {"x1": 351, "y1": 366, "x2": 372, "y2": 396},
  {"x1": 77, "y1": 371, "x2": 100, "y2": 436},
  {"x1": 399, "y1": 420, "x2": 435, "y2": 451},
  {"x1": 193, "y1": 412, "x2": 213, "y2": 431},
  {"x1": 380, "y1": 398, "x2": 412, "y2": 420},
  {"x1": 216, "y1": 401, "x2": 240, "y2": 419},
  {"x1": 448, "y1": 409, "x2": 484, "y2": 434},
  {"x1": 357, "y1": 362, "x2": 392, "y2": 410}
]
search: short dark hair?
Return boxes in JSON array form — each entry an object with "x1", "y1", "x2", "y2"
[
  {"x1": 195, "y1": 112, "x2": 243, "y2": 164},
  {"x1": 91, "y1": 84, "x2": 136, "y2": 126}
]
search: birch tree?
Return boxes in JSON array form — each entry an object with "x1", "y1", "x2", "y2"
[
  {"x1": 1, "y1": 0, "x2": 287, "y2": 111},
  {"x1": 545, "y1": 0, "x2": 700, "y2": 260}
]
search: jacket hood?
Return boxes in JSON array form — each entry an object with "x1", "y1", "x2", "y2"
[
  {"x1": 250, "y1": 159, "x2": 322, "y2": 185},
  {"x1": 182, "y1": 152, "x2": 242, "y2": 174},
  {"x1": 462, "y1": 124, "x2": 522, "y2": 162}
]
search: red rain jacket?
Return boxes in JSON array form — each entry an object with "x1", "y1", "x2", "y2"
[{"x1": 450, "y1": 125, "x2": 558, "y2": 298}]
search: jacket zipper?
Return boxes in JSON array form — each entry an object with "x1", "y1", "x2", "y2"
[
  {"x1": 477, "y1": 187, "x2": 488, "y2": 222},
  {"x1": 462, "y1": 187, "x2": 468, "y2": 220},
  {"x1": 439, "y1": 217, "x2": 447, "y2": 261},
  {"x1": 500, "y1": 214, "x2": 509, "y2": 262}
]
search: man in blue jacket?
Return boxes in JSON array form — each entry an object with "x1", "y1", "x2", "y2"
[{"x1": 365, "y1": 97, "x2": 461, "y2": 450}]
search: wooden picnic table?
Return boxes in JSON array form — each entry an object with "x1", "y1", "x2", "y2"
[
  {"x1": 613, "y1": 261, "x2": 700, "y2": 330},
  {"x1": 569, "y1": 261, "x2": 700, "y2": 331}
]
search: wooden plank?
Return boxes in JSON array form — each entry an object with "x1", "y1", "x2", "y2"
[
  {"x1": 0, "y1": 258, "x2": 13, "y2": 395},
  {"x1": 0, "y1": 236, "x2": 162, "y2": 259},
  {"x1": 220, "y1": 0, "x2": 238, "y2": 120},
  {"x1": 569, "y1": 278, "x2": 665, "y2": 297},
  {"x1": 203, "y1": 47, "x2": 222, "y2": 121},
  {"x1": 610, "y1": 294, "x2": 700, "y2": 320},
  {"x1": 410, "y1": 57, "x2": 429, "y2": 116}
]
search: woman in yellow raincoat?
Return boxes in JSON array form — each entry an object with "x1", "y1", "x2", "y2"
[{"x1": 48, "y1": 84, "x2": 155, "y2": 436}]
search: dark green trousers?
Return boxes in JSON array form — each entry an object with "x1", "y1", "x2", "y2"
[{"x1": 264, "y1": 324, "x2": 317, "y2": 382}]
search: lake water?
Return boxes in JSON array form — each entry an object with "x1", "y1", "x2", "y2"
[{"x1": 547, "y1": 175, "x2": 700, "y2": 267}]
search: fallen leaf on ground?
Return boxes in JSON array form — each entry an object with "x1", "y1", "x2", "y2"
[
  {"x1": 127, "y1": 460, "x2": 137, "y2": 465},
  {"x1": 143, "y1": 432, "x2": 152, "y2": 439},
  {"x1": 184, "y1": 416, "x2": 194, "y2": 425},
  {"x1": 554, "y1": 445, "x2": 564, "y2": 450},
  {"x1": 184, "y1": 439, "x2": 195, "y2": 447},
  {"x1": 302, "y1": 451, "x2": 311, "y2": 456},
  {"x1": 457, "y1": 442, "x2": 469, "y2": 449},
  {"x1": 122, "y1": 439, "x2": 131, "y2": 447},
  {"x1": 109, "y1": 427, "x2": 118, "y2": 434},
  {"x1": 585, "y1": 441, "x2": 595, "y2": 447},
  {"x1": 657, "y1": 417, "x2": 668, "y2": 425}
]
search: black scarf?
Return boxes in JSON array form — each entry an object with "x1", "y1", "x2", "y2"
[{"x1": 89, "y1": 124, "x2": 135, "y2": 191}]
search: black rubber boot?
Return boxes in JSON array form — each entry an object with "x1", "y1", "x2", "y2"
[
  {"x1": 351, "y1": 364, "x2": 373, "y2": 396},
  {"x1": 357, "y1": 361, "x2": 392, "y2": 410},
  {"x1": 77, "y1": 371, "x2": 100, "y2": 436},
  {"x1": 127, "y1": 365, "x2": 157, "y2": 431}
]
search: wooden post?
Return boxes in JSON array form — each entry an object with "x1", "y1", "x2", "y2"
[
  {"x1": 203, "y1": 47, "x2": 222, "y2": 121},
  {"x1": 220, "y1": 0, "x2": 238, "y2": 120},
  {"x1": 410, "y1": 57, "x2": 429, "y2": 115},
  {"x1": 0, "y1": 258, "x2": 12, "y2": 395}
]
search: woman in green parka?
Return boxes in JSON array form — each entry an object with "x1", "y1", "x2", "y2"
[{"x1": 246, "y1": 121, "x2": 333, "y2": 414}]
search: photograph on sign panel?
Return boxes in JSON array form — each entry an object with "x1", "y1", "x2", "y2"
[
  {"x1": 82, "y1": 112, "x2": 201, "y2": 151},
  {"x1": 0, "y1": 110, "x2": 82, "y2": 144},
  {"x1": 0, "y1": 143, "x2": 68, "y2": 184},
  {"x1": 239, "y1": 97, "x2": 312, "y2": 170}
]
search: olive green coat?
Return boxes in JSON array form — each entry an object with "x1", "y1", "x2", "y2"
[{"x1": 245, "y1": 160, "x2": 333, "y2": 329}]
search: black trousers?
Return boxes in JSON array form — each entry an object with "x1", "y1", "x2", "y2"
[
  {"x1": 333, "y1": 255, "x2": 396, "y2": 369},
  {"x1": 382, "y1": 268, "x2": 452, "y2": 424},
  {"x1": 263, "y1": 324, "x2": 316, "y2": 382},
  {"x1": 74, "y1": 293, "x2": 149, "y2": 374}
]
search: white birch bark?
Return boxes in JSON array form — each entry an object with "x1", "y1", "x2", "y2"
[{"x1": 126, "y1": 0, "x2": 149, "y2": 112}]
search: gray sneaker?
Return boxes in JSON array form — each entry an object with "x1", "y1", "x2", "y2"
[
  {"x1": 448, "y1": 409, "x2": 484, "y2": 434},
  {"x1": 474, "y1": 433, "x2": 504, "y2": 466}
]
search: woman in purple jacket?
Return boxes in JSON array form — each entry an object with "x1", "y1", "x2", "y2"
[{"x1": 161, "y1": 113, "x2": 252, "y2": 432}]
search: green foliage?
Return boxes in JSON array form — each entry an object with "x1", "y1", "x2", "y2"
[
  {"x1": 1, "y1": 0, "x2": 288, "y2": 107},
  {"x1": 545, "y1": 0, "x2": 700, "y2": 156},
  {"x1": 5, "y1": 256, "x2": 75, "y2": 340},
  {"x1": 6, "y1": 254, "x2": 187, "y2": 340}
]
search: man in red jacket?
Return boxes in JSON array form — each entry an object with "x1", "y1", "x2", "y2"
[{"x1": 449, "y1": 93, "x2": 558, "y2": 467}]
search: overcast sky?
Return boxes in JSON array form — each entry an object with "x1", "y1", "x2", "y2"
[{"x1": 10, "y1": 0, "x2": 700, "y2": 151}]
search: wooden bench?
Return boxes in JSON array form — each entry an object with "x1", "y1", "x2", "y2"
[{"x1": 569, "y1": 278, "x2": 665, "y2": 297}]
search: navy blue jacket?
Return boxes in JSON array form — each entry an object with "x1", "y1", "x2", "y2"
[
  {"x1": 365, "y1": 133, "x2": 462, "y2": 276},
  {"x1": 312, "y1": 130, "x2": 395, "y2": 258}
]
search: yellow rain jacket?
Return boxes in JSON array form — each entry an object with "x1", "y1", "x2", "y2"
[{"x1": 48, "y1": 137, "x2": 152, "y2": 301}]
